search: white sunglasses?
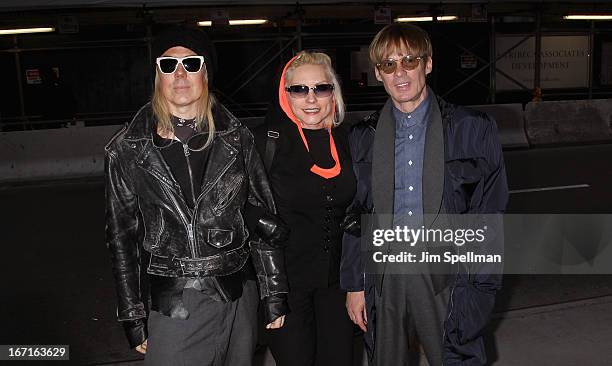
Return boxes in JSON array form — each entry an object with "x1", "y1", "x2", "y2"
[{"x1": 156, "y1": 56, "x2": 205, "y2": 74}]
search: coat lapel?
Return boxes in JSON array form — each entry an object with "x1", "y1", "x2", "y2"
[
  {"x1": 423, "y1": 90, "x2": 452, "y2": 294},
  {"x1": 137, "y1": 141, "x2": 183, "y2": 195},
  {"x1": 371, "y1": 99, "x2": 396, "y2": 218},
  {"x1": 199, "y1": 135, "x2": 238, "y2": 197},
  {"x1": 129, "y1": 110, "x2": 183, "y2": 196},
  {"x1": 423, "y1": 89, "x2": 445, "y2": 228}
]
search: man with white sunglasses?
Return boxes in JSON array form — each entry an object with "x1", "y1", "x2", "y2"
[{"x1": 105, "y1": 25, "x2": 289, "y2": 366}]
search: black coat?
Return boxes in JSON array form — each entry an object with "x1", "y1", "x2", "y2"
[
  {"x1": 252, "y1": 113, "x2": 356, "y2": 289},
  {"x1": 105, "y1": 102, "x2": 288, "y2": 348},
  {"x1": 340, "y1": 92, "x2": 508, "y2": 364}
]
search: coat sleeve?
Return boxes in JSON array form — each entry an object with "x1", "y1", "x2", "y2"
[
  {"x1": 340, "y1": 122, "x2": 375, "y2": 292},
  {"x1": 481, "y1": 114, "x2": 509, "y2": 215},
  {"x1": 471, "y1": 112, "x2": 507, "y2": 291},
  {"x1": 444, "y1": 113, "x2": 508, "y2": 363},
  {"x1": 241, "y1": 126, "x2": 290, "y2": 323},
  {"x1": 105, "y1": 147, "x2": 148, "y2": 349}
]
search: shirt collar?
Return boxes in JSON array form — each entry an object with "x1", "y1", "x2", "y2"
[{"x1": 392, "y1": 91, "x2": 431, "y2": 130}]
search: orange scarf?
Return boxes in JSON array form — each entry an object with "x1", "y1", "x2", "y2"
[{"x1": 278, "y1": 55, "x2": 341, "y2": 179}]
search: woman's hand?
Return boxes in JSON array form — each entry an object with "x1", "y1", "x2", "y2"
[
  {"x1": 135, "y1": 339, "x2": 147, "y2": 354},
  {"x1": 266, "y1": 315, "x2": 286, "y2": 329}
]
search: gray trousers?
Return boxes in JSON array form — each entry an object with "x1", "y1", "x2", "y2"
[
  {"x1": 145, "y1": 280, "x2": 258, "y2": 366},
  {"x1": 373, "y1": 274, "x2": 449, "y2": 366}
]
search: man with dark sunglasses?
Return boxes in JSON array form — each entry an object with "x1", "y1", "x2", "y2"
[
  {"x1": 105, "y1": 25, "x2": 289, "y2": 366},
  {"x1": 340, "y1": 23, "x2": 508, "y2": 365}
]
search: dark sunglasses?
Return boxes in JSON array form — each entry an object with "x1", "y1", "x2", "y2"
[
  {"x1": 376, "y1": 55, "x2": 427, "y2": 74},
  {"x1": 285, "y1": 84, "x2": 334, "y2": 98},
  {"x1": 156, "y1": 56, "x2": 205, "y2": 74}
]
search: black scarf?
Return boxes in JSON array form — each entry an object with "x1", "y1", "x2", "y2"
[{"x1": 171, "y1": 115, "x2": 197, "y2": 143}]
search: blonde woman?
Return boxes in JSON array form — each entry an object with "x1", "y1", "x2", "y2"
[{"x1": 254, "y1": 51, "x2": 357, "y2": 366}]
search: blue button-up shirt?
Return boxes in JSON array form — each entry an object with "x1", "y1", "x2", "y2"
[{"x1": 393, "y1": 94, "x2": 430, "y2": 227}]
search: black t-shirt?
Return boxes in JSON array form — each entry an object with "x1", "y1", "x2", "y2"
[{"x1": 153, "y1": 133, "x2": 210, "y2": 209}]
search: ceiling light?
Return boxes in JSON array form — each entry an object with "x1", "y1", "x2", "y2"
[
  {"x1": 198, "y1": 19, "x2": 268, "y2": 27},
  {"x1": 563, "y1": 14, "x2": 612, "y2": 20},
  {"x1": 0, "y1": 27, "x2": 55, "y2": 35},
  {"x1": 395, "y1": 16, "x2": 457, "y2": 22},
  {"x1": 230, "y1": 19, "x2": 268, "y2": 25}
]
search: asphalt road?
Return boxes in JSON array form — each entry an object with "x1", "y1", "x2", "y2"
[{"x1": 1, "y1": 143, "x2": 612, "y2": 365}]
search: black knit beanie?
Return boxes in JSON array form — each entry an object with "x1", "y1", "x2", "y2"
[{"x1": 152, "y1": 25, "x2": 217, "y2": 85}]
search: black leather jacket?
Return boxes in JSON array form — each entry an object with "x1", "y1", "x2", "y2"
[{"x1": 105, "y1": 102, "x2": 289, "y2": 348}]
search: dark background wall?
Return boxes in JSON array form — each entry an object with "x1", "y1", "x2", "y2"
[{"x1": 0, "y1": 3, "x2": 611, "y2": 129}]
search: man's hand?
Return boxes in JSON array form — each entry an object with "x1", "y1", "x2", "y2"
[
  {"x1": 135, "y1": 339, "x2": 147, "y2": 354},
  {"x1": 346, "y1": 291, "x2": 367, "y2": 332},
  {"x1": 266, "y1": 315, "x2": 286, "y2": 329}
]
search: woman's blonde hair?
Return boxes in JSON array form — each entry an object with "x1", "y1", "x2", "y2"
[
  {"x1": 284, "y1": 51, "x2": 345, "y2": 128},
  {"x1": 151, "y1": 69, "x2": 215, "y2": 147}
]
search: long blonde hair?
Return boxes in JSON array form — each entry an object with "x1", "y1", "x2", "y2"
[
  {"x1": 151, "y1": 69, "x2": 215, "y2": 147},
  {"x1": 284, "y1": 51, "x2": 345, "y2": 128}
]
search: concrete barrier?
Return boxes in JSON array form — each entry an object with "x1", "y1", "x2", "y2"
[
  {"x1": 525, "y1": 99, "x2": 612, "y2": 146},
  {"x1": 470, "y1": 104, "x2": 529, "y2": 149},
  {"x1": 13, "y1": 99, "x2": 611, "y2": 184},
  {"x1": 0, "y1": 125, "x2": 122, "y2": 184}
]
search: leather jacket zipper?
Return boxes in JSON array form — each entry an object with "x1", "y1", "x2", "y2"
[
  {"x1": 183, "y1": 143, "x2": 197, "y2": 205},
  {"x1": 183, "y1": 143, "x2": 198, "y2": 259},
  {"x1": 187, "y1": 223, "x2": 197, "y2": 258}
]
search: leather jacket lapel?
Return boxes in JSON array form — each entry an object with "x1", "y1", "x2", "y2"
[
  {"x1": 199, "y1": 134, "x2": 238, "y2": 198},
  {"x1": 122, "y1": 106, "x2": 183, "y2": 197},
  {"x1": 136, "y1": 141, "x2": 183, "y2": 196}
]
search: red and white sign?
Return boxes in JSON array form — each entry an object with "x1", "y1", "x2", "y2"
[
  {"x1": 26, "y1": 69, "x2": 42, "y2": 85},
  {"x1": 374, "y1": 7, "x2": 392, "y2": 25}
]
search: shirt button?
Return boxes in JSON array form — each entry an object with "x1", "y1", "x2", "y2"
[
  {"x1": 409, "y1": 211, "x2": 413, "y2": 216},
  {"x1": 407, "y1": 115, "x2": 412, "y2": 119},
  {"x1": 409, "y1": 134, "x2": 413, "y2": 140},
  {"x1": 409, "y1": 160, "x2": 413, "y2": 166},
  {"x1": 409, "y1": 186, "x2": 414, "y2": 191}
]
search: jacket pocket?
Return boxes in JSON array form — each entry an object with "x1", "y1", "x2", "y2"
[{"x1": 207, "y1": 228, "x2": 234, "y2": 248}]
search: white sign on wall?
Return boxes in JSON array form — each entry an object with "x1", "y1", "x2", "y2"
[{"x1": 495, "y1": 35, "x2": 589, "y2": 90}]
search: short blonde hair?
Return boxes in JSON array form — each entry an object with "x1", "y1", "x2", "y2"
[
  {"x1": 284, "y1": 51, "x2": 345, "y2": 128},
  {"x1": 369, "y1": 23, "x2": 432, "y2": 65},
  {"x1": 151, "y1": 69, "x2": 215, "y2": 148}
]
